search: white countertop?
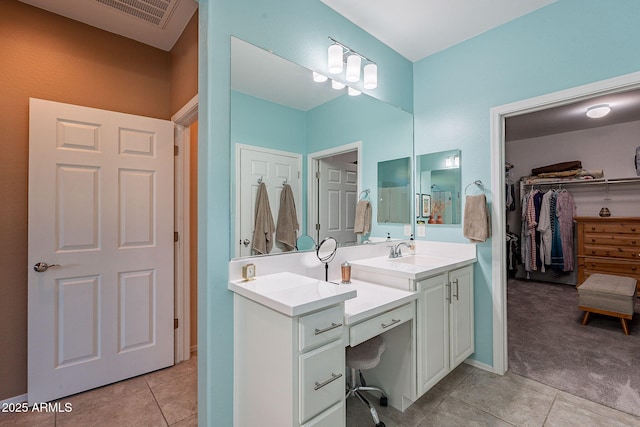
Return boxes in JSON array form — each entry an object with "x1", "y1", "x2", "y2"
[
  {"x1": 228, "y1": 272, "x2": 356, "y2": 317},
  {"x1": 349, "y1": 252, "x2": 477, "y2": 281},
  {"x1": 342, "y1": 280, "x2": 418, "y2": 325}
]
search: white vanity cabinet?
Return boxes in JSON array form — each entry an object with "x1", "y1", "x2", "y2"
[
  {"x1": 229, "y1": 272, "x2": 356, "y2": 427},
  {"x1": 416, "y1": 265, "x2": 474, "y2": 395},
  {"x1": 234, "y1": 296, "x2": 346, "y2": 427}
]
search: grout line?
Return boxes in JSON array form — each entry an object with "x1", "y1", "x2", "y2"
[{"x1": 146, "y1": 380, "x2": 170, "y2": 427}]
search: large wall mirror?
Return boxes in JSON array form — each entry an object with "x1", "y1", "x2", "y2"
[
  {"x1": 230, "y1": 37, "x2": 414, "y2": 259},
  {"x1": 416, "y1": 149, "x2": 462, "y2": 225}
]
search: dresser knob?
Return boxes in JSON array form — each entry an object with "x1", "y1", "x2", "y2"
[
  {"x1": 591, "y1": 226, "x2": 596, "y2": 231},
  {"x1": 632, "y1": 228, "x2": 637, "y2": 232},
  {"x1": 591, "y1": 250, "x2": 596, "y2": 254},
  {"x1": 591, "y1": 239, "x2": 596, "y2": 243},
  {"x1": 632, "y1": 266, "x2": 637, "y2": 271}
]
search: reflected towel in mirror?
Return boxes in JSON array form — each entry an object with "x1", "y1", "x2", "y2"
[
  {"x1": 252, "y1": 182, "x2": 275, "y2": 254},
  {"x1": 354, "y1": 200, "x2": 372, "y2": 234},
  {"x1": 276, "y1": 184, "x2": 299, "y2": 251},
  {"x1": 463, "y1": 194, "x2": 490, "y2": 243}
]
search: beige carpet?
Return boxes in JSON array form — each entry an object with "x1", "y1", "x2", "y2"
[{"x1": 507, "y1": 278, "x2": 640, "y2": 417}]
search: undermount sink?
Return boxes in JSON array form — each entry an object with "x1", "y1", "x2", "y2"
[{"x1": 389, "y1": 255, "x2": 450, "y2": 267}]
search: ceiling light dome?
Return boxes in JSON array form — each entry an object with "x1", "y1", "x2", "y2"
[{"x1": 586, "y1": 104, "x2": 611, "y2": 119}]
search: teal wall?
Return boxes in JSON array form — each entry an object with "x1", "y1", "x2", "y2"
[
  {"x1": 413, "y1": 0, "x2": 640, "y2": 366},
  {"x1": 199, "y1": 1, "x2": 412, "y2": 425},
  {"x1": 201, "y1": 0, "x2": 640, "y2": 424}
]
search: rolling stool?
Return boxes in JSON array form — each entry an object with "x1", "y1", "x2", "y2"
[{"x1": 345, "y1": 335, "x2": 388, "y2": 427}]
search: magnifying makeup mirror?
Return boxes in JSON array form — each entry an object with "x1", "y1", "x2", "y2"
[{"x1": 316, "y1": 237, "x2": 337, "y2": 281}]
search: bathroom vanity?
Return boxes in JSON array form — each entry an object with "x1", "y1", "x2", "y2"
[{"x1": 229, "y1": 241, "x2": 476, "y2": 427}]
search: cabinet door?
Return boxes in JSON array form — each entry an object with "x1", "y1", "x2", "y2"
[
  {"x1": 416, "y1": 273, "x2": 449, "y2": 395},
  {"x1": 449, "y1": 265, "x2": 474, "y2": 368}
]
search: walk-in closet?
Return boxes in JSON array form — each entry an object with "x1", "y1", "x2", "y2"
[{"x1": 504, "y1": 88, "x2": 640, "y2": 417}]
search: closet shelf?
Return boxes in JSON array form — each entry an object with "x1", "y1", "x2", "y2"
[{"x1": 520, "y1": 176, "x2": 640, "y2": 188}]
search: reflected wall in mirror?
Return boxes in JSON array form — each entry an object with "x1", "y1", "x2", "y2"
[
  {"x1": 416, "y1": 149, "x2": 461, "y2": 225},
  {"x1": 230, "y1": 37, "x2": 414, "y2": 258},
  {"x1": 377, "y1": 157, "x2": 411, "y2": 223}
]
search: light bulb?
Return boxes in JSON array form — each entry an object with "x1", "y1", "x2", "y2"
[
  {"x1": 328, "y1": 44, "x2": 343, "y2": 74},
  {"x1": 312, "y1": 71, "x2": 328, "y2": 82},
  {"x1": 348, "y1": 87, "x2": 361, "y2": 96},
  {"x1": 346, "y1": 54, "x2": 361, "y2": 82},
  {"x1": 331, "y1": 80, "x2": 345, "y2": 90},
  {"x1": 363, "y1": 63, "x2": 377, "y2": 89}
]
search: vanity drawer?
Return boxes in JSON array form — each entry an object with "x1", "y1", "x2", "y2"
[
  {"x1": 301, "y1": 402, "x2": 344, "y2": 427},
  {"x1": 299, "y1": 305, "x2": 344, "y2": 352},
  {"x1": 349, "y1": 303, "x2": 413, "y2": 347},
  {"x1": 299, "y1": 340, "x2": 344, "y2": 424}
]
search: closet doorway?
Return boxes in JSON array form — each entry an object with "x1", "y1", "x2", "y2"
[
  {"x1": 492, "y1": 73, "x2": 640, "y2": 412},
  {"x1": 490, "y1": 71, "x2": 640, "y2": 375}
]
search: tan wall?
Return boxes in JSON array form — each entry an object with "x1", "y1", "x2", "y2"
[
  {"x1": 170, "y1": 12, "x2": 199, "y2": 115},
  {"x1": 0, "y1": 0, "x2": 177, "y2": 400}
]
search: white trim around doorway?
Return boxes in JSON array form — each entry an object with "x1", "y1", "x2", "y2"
[
  {"x1": 307, "y1": 141, "x2": 363, "y2": 242},
  {"x1": 490, "y1": 72, "x2": 640, "y2": 375},
  {"x1": 173, "y1": 94, "x2": 198, "y2": 363}
]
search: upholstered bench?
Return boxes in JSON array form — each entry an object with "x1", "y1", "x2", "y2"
[{"x1": 578, "y1": 273, "x2": 637, "y2": 335}]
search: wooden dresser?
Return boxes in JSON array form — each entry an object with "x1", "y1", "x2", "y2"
[{"x1": 576, "y1": 217, "x2": 640, "y2": 291}]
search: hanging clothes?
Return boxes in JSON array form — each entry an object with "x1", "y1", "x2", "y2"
[
  {"x1": 536, "y1": 190, "x2": 554, "y2": 272},
  {"x1": 556, "y1": 190, "x2": 577, "y2": 271}
]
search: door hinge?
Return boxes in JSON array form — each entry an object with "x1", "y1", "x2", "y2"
[
  {"x1": 174, "y1": 231, "x2": 179, "y2": 242},
  {"x1": 174, "y1": 318, "x2": 179, "y2": 329},
  {"x1": 315, "y1": 171, "x2": 320, "y2": 179},
  {"x1": 315, "y1": 223, "x2": 320, "y2": 231},
  {"x1": 174, "y1": 145, "x2": 179, "y2": 156}
]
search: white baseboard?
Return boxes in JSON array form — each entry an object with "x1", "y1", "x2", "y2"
[
  {"x1": 0, "y1": 393, "x2": 27, "y2": 405},
  {"x1": 464, "y1": 358, "x2": 495, "y2": 373}
]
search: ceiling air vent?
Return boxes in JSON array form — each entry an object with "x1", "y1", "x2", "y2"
[{"x1": 95, "y1": 0, "x2": 179, "y2": 28}]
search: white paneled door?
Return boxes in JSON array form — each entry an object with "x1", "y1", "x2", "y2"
[
  {"x1": 237, "y1": 145, "x2": 301, "y2": 257},
  {"x1": 27, "y1": 98, "x2": 174, "y2": 404},
  {"x1": 318, "y1": 159, "x2": 357, "y2": 246}
]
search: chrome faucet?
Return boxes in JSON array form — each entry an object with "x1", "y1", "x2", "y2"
[{"x1": 389, "y1": 242, "x2": 411, "y2": 258}]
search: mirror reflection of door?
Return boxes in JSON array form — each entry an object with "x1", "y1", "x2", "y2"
[
  {"x1": 238, "y1": 145, "x2": 302, "y2": 257},
  {"x1": 316, "y1": 152, "x2": 358, "y2": 246}
]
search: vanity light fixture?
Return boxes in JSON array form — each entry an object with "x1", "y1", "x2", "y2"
[
  {"x1": 586, "y1": 104, "x2": 611, "y2": 119},
  {"x1": 322, "y1": 37, "x2": 377, "y2": 89}
]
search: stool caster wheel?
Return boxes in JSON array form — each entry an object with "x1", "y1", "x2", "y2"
[
  {"x1": 375, "y1": 423, "x2": 385, "y2": 427},
  {"x1": 380, "y1": 396, "x2": 388, "y2": 407}
]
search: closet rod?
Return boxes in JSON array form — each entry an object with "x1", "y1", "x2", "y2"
[{"x1": 521, "y1": 177, "x2": 640, "y2": 188}]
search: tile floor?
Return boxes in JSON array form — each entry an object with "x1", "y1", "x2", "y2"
[
  {"x1": 347, "y1": 363, "x2": 640, "y2": 427},
  {"x1": 3, "y1": 355, "x2": 640, "y2": 426},
  {"x1": 0, "y1": 354, "x2": 197, "y2": 427}
]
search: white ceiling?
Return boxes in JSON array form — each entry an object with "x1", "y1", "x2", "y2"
[{"x1": 320, "y1": 0, "x2": 557, "y2": 62}]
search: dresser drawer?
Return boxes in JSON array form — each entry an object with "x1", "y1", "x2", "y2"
[
  {"x1": 580, "y1": 257, "x2": 640, "y2": 278},
  {"x1": 583, "y1": 233, "x2": 640, "y2": 248},
  {"x1": 582, "y1": 244, "x2": 640, "y2": 260},
  {"x1": 581, "y1": 221, "x2": 640, "y2": 235},
  {"x1": 349, "y1": 303, "x2": 413, "y2": 347},
  {"x1": 299, "y1": 340, "x2": 344, "y2": 424},
  {"x1": 299, "y1": 305, "x2": 344, "y2": 352}
]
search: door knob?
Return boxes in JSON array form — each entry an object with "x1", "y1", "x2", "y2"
[
  {"x1": 243, "y1": 239, "x2": 251, "y2": 247},
  {"x1": 33, "y1": 262, "x2": 60, "y2": 273}
]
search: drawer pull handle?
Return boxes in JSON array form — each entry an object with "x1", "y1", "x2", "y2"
[
  {"x1": 453, "y1": 279, "x2": 460, "y2": 300},
  {"x1": 314, "y1": 373, "x2": 342, "y2": 390},
  {"x1": 381, "y1": 318, "x2": 401, "y2": 329},
  {"x1": 591, "y1": 226, "x2": 596, "y2": 231},
  {"x1": 314, "y1": 323, "x2": 342, "y2": 335},
  {"x1": 632, "y1": 267, "x2": 638, "y2": 271},
  {"x1": 632, "y1": 228, "x2": 637, "y2": 232}
]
